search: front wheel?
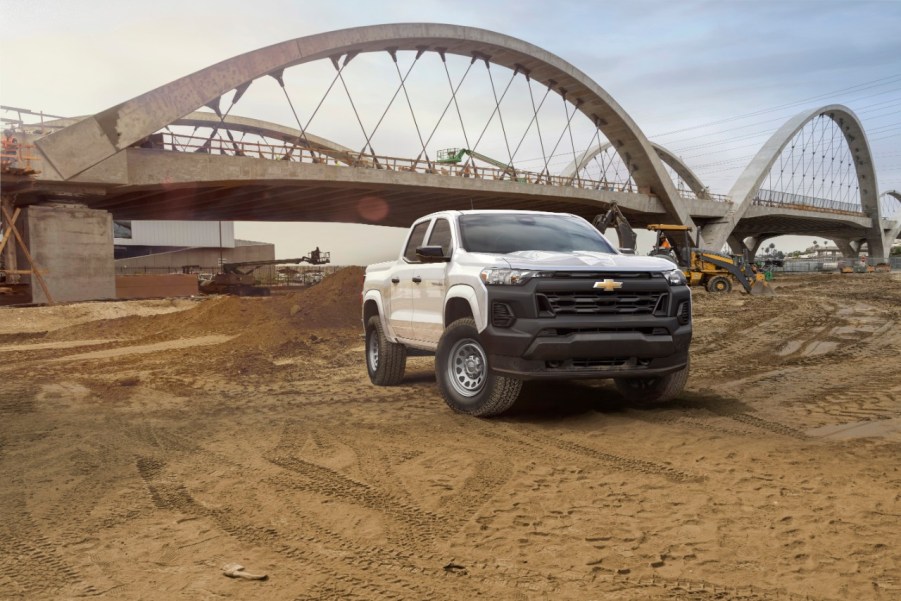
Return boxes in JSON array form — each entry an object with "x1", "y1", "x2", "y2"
[
  {"x1": 365, "y1": 316, "x2": 406, "y2": 385},
  {"x1": 706, "y1": 275, "x2": 732, "y2": 293},
  {"x1": 615, "y1": 359, "x2": 689, "y2": 404},
  {"x1": 435, "y1": 318, "x2": 522, "y2": 417}
]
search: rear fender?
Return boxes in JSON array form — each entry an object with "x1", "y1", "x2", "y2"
[{"x1": 362, "y1": 290, "x2": 399, "y2": 342}]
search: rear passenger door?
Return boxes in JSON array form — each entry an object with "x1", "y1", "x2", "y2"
[{"x1": 388, "y1": 220, "x2": 430, "y2": 341}]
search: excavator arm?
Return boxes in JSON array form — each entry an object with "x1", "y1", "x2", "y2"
[{"x1": 592, "y1": 203, "x2": 637, "y2": 253}]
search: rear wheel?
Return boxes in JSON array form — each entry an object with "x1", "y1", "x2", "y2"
[
  {"x1": 436, "y1": 318, "x2": 522, "y2": 417},
  {"x1": 365, "y1": 316, "x2": 406, "y2": 385},
  {"x1": 615, "y1": 359, "x2": 689, "y2": 404},
  {"x1": 706, "y1": 275, "x2": 732, "y2": 293}
]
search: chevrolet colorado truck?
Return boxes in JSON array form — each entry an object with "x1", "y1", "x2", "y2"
[{"x1": 362, "y1": 210, "x2": 692, "y2": 416}]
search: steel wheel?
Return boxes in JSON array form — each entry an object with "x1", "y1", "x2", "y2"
[
  {"x1": 447, "y1": 338, "x2": 487, "y2": 397},
  {"x1": 367, "y1": 328, "x2": 379, "y2": 372}
]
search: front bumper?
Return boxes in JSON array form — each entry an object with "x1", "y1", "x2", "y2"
[{"x1": 481, "y1": 278, "x2": 692, "y2": 380}]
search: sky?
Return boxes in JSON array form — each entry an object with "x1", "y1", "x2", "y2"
[{"x1": 2, "y1": 0, "x2": 900, "y2": 262}]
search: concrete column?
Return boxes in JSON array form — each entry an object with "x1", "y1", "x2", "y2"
[
  {"x1": 727, "y1": 234, "x2": 760, "y2": 257},
  {"x1": 866, "y1": 234, "x2": 890, "y2": 261},
  {"x1": 833, "y1": 238, "x2": 858, "y2": 259},
  {"x1": 747, "y1": 237, "x2": 767, "y2": 258},
  {"x1": 17, "y1": 204, "x2": 115, "y2": 304}
]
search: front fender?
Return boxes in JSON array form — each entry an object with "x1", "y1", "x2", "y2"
[
  {"x1": 445, "y1": 284, "x2": 487, "y2": 332},
  {"x1": 362, "y1": 289, "x2": 400, "y2": 343}
]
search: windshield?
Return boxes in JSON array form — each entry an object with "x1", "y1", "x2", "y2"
[{"x1": 458, "y1": 213, "x2": 616, "y2": 254}]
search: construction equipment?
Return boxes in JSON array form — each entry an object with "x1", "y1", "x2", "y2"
[
  {"x1": 591, "y1": 203, "x2": 637, "y2": 253},
  {"x1": 646, "y1": 224, "x2": 774, "y2": 296},
  {"x1": 589, "y1": 208, "x2": 773, "y2": 295},
  {"x1": 200, "y1": 249, "x2": 330, "y2": 296},
  {"x1": 436, "y1": 148, "x2": 524, "y2": 181}
]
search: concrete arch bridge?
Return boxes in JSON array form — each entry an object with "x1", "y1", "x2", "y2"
[{"x1": 1, "y1": 24, "x2": 898, "y2": 302}]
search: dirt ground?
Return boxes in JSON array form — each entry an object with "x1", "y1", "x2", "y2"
[{"x1": 1, "y1": 270, "x2": 899, "y2": 600}]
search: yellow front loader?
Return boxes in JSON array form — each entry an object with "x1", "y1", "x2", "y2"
[{"x1": 646, "y1": 224, "x2": 774, "y2": 296}]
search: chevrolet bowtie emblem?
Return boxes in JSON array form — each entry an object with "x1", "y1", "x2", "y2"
[{"x1": 593, "y1": 279, "x2": 623, "y2": 292}]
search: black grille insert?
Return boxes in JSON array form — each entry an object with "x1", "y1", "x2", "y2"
[{"x1": 539, "y1": 290, "x2": 664, "y2": 315}]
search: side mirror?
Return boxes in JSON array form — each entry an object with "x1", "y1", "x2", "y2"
[{"x1": 416, "y1": 245, "x2": 451, "y2": 263}]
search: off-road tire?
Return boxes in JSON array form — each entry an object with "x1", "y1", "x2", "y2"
[
  {"x1": 435, "y1": 318, "x2": 522, "y2": 417},
  {"x1": 365, "y1": 316, "x2": 406, "y2": 386},
  {"x1": 706, "y1": 275, "x2": 732, "y2": 293},
  {"x1": 615, "y1": 359, "x2": 689, "y2": 404}
]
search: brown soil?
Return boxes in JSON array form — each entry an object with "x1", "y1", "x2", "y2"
[{"x1": 1, "y1": 270, "x2": 899, "y2": 600}]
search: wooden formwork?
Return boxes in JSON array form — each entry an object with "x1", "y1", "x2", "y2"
[{"x1": 0, "y1": 196, "x2": 53, "y2": 304}]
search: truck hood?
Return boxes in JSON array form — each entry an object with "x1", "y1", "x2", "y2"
[{"x1": 499, "y1": 250, "x2": 676, "y2": 272}]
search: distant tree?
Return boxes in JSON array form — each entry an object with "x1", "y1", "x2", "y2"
[{"x1": 892, "y1": 246, "x2": 901, "y2": 256}]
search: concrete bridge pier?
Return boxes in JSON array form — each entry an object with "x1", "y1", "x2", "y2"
[
  {"x1": 2, "y1": 201, "x2": 115, "y2": 304},
  {"x1": 833, "y1": 238, "x2": 861, "y2": 259},
  {"x1": 866, "y1": 234, "x2": 891, "y2": 261},
  {"x1": 727, "y1": 234, "x2": 766, "y2": 258},
  {"x1": 726, "y1": 234, "x2": 748, "y2": 256}
]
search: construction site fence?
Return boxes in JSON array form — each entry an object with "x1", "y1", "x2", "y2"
[
  {"x1": 115, "y1": 264, "x2": 344, "y2": 285},
  {"x1": 775, "y1": 257, "x2": 901, "y2": 273}
]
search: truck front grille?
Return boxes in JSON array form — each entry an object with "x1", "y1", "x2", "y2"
[{"x1": 539, "y1": 290, "x2": 666, "y2": 315}]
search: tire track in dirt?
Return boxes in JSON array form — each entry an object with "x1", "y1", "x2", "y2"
[
  {"x1": 606, "y1": 573, "x2": 840, "y2": 601},
  {"x1": 0, "y1": 476, "x2": 96, "y2": 599},
  {"x1": 0, "y1": 383, "x2": 36, "y2": 414},
  {"x1": 478, "y1": 423, "x2": 704, "y2": 483},
  {"x1": 134, "y1": 453, "x2": 445, "y2": 601},
  {"x1": 130, "y1": 421, "x2": 452, "y2": 601},
  {"x1": 267, "y1": 422, "x2": 443, "y2": 533},
  {"x1": 725, "y1": 412, "x2": 808, "y2": 439}
]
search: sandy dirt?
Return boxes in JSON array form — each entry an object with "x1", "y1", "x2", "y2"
[{"x1": 0, "y1": 270, "x2": 899, "y2": 600}]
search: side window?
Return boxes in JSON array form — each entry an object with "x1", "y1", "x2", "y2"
[
  {"x1": 426, "y1": 218, "x2": 453, "y2": 256},
  {"x1": 403, "y1": 221, "x2": 431, "y2": 262}
]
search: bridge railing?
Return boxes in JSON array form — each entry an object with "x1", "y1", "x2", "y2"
[
  {"x1": 753, "y1": 188, "x2": 866, "y2": 217},
  {"x1": 145, "y1": 132, "x2": 648, "y2": 195}
]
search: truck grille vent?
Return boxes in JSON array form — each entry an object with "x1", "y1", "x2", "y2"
[
  {"x1": 571, "y1": 358, "x2": 629, "y2": 368},
  {"x1": 677, "y1": 299, "x2": 691, "y2": 324},
  {"x1": 539, "y1": 291, "x2": 664, "y2": 315},
  {"x1": 539, "y1": 327, "x2": 669, "y2": 336},
  {"x1": 491, "y1": 302, "x2": 516, "y2": 328}
]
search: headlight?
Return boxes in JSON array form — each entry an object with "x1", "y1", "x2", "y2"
[
  {"x1": 664, "y1": 269, "x2": 687, "y2": 286},
  {"x1": 480, "y1": 268, "x2": 536, "y2": 286}
]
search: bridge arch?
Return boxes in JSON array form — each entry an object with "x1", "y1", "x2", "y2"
[
  {"x1": 35, "y1": 23, "x2": 694, "y2": 229},
  {"x1": 561, "y1": 141, "x2": 710, "y2": 199},
  {"x1": 883, "y1": 190, "x2": 901, "y2": 245},
  {"x1": 702, "y1": 104, "x2": 881, "y2": 254},
  {"x1": 43, "y1": 111, "x2": 355, "y2": 157}
]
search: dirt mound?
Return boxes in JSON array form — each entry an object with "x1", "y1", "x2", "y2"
[
  {"x1": 289, "y1": 265, "x2": 364, "y2": 330},
  {"x1": 50, "y1": 267, "x2": 365, "y2": 351}
]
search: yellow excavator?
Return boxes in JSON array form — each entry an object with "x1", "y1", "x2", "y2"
[{"x1": 593, "y1": 205, "x2": 774, "y2": 295}]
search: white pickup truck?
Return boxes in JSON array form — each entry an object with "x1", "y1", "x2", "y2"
[{"x1": 362, "y1": 210, "x2": 692, "y2": 416}]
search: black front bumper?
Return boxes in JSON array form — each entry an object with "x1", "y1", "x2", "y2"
[{"x1": 481, "y1": 277, "x2": 691, "y2": 380}]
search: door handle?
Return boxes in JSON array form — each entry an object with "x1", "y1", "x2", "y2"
[
  {"x1": 412, "y1": 276, "x2": 422, "y2": 283},
  {"x1": 391, "y1": 277, "x2": 400, "y2": 284}
]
